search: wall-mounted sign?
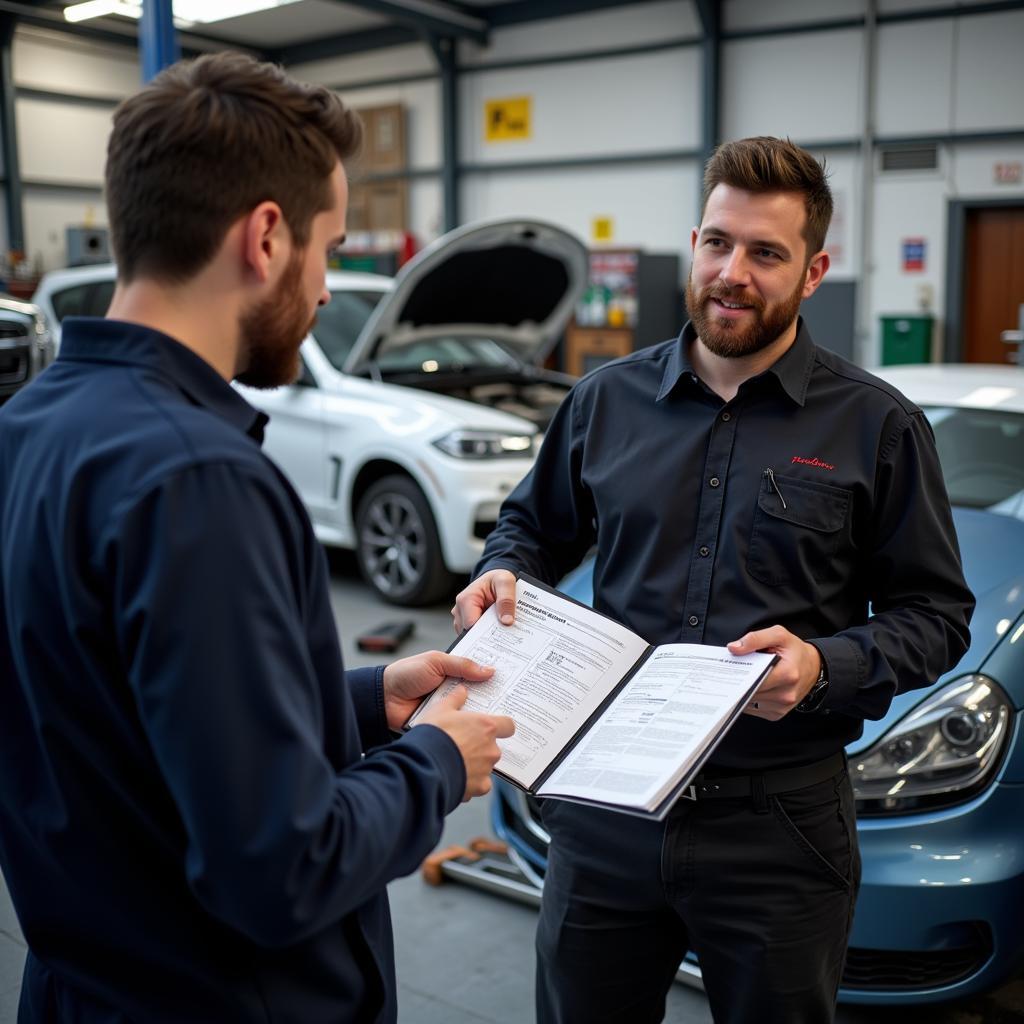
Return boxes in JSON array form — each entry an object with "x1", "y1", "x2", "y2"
[
  {"x1": 484, "y1": 97, "x2": 531, "y2": 142},
  {"x1": 994, "y1": 162, "x2": 1023, "y2": 185},
  {"x1": 902, "y1": 237, "x2": 926, "y2": 272},
  {"x1": 591, "y1": 217, "x2": 615, "y2": 243}
]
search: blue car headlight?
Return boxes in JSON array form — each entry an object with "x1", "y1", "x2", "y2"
[
  {"x1": 851, "y1": 675, "x2": 1013, "y2": 816},
  {"x1": 432, "y1": 429, "x2": 537, "y2": 459}
]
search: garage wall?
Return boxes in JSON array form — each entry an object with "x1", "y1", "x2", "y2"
[
  {"x1": 461, "y1": 160, "x2": 699, "y2": 262},
  {"x1": 288, "y1": 46, "x2": 444, "y2": 245},
  {"x1": 14, "y1": 29, "x2": 139, "y2": 96},
  {"x1": 289, "y1": 0, "x2": 703, "y2": 292},
  {"x1": 867, "y1": 6, "x2": 1024, "y2": 362},
  {"x1": 3, "y1": 1, "x2": 1024, "y2": 368},
  {"x1": 456, "y1": 0, "x2": 700, "y2": 305},
  {"x1": 5, "y1": 27, "x2": 126, "y2": 271},
  {"x1": 459, "y1": 48, "x2": 700, "y2": 165},
  {"x1": 721, "y1": 29, "x2": 865, "y2": 144}
]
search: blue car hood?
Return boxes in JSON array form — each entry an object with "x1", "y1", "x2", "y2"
[{"x1": 848, "y1": 507, "x2": 1024, "y2": 754}]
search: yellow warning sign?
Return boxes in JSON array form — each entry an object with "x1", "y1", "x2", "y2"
[
  {"x1": 485, "y1": 96, "x2": 532, "y2": 142},
  {"x1": 592, "y1": 217, "x2": 615, "y2": 243}
]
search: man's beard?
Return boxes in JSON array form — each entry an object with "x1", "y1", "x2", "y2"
[
  {"x1": 236, "y1": 251, "x2": 316, "y2": 389},
  {"x1": 685, "y1": 271, "x2": 804, "y2": 359}
]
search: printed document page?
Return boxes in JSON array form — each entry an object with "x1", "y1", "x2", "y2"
[
  {"x1": 409, "y1": 580, "x2": 648, "y2": 788},
  {"x1": 537, "y1": 644, "x2": 773, "y2": 812}
]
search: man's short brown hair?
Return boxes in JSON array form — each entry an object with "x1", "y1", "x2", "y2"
[
  {"x1": 105, "y1": 52, "x2": 361, "y2": 283},
  {"x1": 701, "y1": 137, "x2": 833, "y2": 258}
]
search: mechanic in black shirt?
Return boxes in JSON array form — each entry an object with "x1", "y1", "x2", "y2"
[
  {"x1": 453, "y1": 136, "x2": 974, "y2": 1024},
  {"x1": 0, "y1": 53, "x2": 513, "y2": 1023}
]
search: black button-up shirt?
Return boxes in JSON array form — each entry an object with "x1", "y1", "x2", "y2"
[
  {"x1": 0, "y1": 318, "x2": 464, "y2": 1023},
  {"x1": 478, "y1": 320, "x2": 974, "y2": 770}
]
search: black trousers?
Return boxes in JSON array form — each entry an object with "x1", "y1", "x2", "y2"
[{"x1": 535, "y1": 767, "x2": 861, "y2": 1024}]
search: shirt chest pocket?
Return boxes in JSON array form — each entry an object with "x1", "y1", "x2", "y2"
[{"x1": 747, "y1": 471, "x2": 851, "y2": 586}]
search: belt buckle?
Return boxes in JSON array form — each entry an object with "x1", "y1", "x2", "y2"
[{"x1": 680, "y1": 785, "x2": 698, "y2": 801}]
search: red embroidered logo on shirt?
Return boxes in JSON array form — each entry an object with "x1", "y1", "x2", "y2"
[{"x1": 791, "y1": 455, "x2": 835, "y2": 471}]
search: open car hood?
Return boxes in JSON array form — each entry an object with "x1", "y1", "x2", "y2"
[{"x1": 344, "y1": 218, "x2": 588, "y2": 373}]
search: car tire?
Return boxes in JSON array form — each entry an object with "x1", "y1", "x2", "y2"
[{"x1": 355, "y1": 475, "x2": 455, "y2": 606}]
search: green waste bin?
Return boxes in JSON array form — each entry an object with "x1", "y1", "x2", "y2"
[{"x1": 881, "y1": 315, "x2": 932, "y2": 365}]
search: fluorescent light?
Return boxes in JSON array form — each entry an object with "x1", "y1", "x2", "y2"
[
  {"x1": 64, "y1": 0, "x2": 298, "y2": 24},
  {"x1": 64, "y1": 0, "x2": 139, "y2": 21}
]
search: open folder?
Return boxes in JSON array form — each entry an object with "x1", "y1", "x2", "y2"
[{"x1": 407, "y1": 574, "x2": 777, "y2": 819}]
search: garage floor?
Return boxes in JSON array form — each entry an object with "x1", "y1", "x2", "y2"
[{"x1": 1, "y1": 552, "x2": 1021, "y2": 1023}]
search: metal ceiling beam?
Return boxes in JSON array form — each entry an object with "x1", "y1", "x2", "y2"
[
  {"x1": 340, "y1": 0, "x2": 486, "y2": 45},
  {"x1": 484, "y1": 0, "x2": 654, "y2": 28},
  {"x1": 270, "y1": 24, "x2": 416, "y2": 65}
]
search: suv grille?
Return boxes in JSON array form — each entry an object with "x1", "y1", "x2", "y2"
[{"x1": 0, "y1": 348, "x2": 28, "y2": 385}]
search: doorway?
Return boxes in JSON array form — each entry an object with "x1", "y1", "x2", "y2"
[{"x1": 947, "y1": 200, "x2": 1024, "y2": 364}]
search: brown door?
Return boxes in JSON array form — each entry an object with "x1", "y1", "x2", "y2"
[{"x1": 963, "y1": 206, "x2": 1024, "y2": 364}]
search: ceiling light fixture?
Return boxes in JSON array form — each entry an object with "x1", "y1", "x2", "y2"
[
  {"x1": 63, "y1": 0, "x2": 139, "y2": 22},
  {"x1": 63, "y1": 0, "x2": 299, "y2": 25}
]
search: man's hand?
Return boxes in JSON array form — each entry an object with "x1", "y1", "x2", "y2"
[
  {"x1": 382, "y1": 652, "x2": 495, "y2": 732},
  {"x1": 727, "y1": 625, "x2": 822, "y2": 721},
  {"x1": 451, "y1": 569, "x2": 517, "y2": 633},
  {"x1": 415, "y1": 686, "x2": 516, "y2": 799}
]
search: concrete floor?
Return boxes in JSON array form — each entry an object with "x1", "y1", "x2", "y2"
[{"x1": 2, "y1": 551, "x2": 1022, "y2": 1023}]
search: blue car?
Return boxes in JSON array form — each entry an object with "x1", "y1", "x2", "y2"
[{"x1": 487, "y1": 364, "x2": 1024, "y2": 1005}]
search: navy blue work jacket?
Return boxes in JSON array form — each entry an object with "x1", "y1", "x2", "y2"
[{"x1": 0, "y1": 318, "x2": 464, "y2": 1022}]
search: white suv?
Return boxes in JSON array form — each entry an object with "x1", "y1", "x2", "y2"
[
  {"x1": 34, "y1": 219, "x2": 587, "y2": 605},
  {"x1": 0, "y1": 295, "x2": 55, "y2": 404}
]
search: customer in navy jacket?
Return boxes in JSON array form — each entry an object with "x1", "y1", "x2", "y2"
[{"x1": 0, "y1": 52, "x2": 513, "y2": 1023}]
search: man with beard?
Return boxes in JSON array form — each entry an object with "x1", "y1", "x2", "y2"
[
  {"x1": 452, "y1": 136, "x2": 974, "y2": 1023},
  {"x1": 0, "y1": 53, "x2": 515, "y2": 1023}
]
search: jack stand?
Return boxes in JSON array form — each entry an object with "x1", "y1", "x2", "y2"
[{"x1": 421, "y1": 835, "x2": 544, "y2": 906}]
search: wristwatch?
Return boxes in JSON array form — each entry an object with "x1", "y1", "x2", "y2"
[{"x1": 795, "y1": 658, "x2": 830, "y2": 714}]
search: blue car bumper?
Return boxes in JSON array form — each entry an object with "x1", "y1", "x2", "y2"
[
  {"x1": 490, "y1": 768, "x2": 1024, "y2": 1004},
  {"x1": 845, "y1": 775, "x2": 1024, "y2": 1003}
]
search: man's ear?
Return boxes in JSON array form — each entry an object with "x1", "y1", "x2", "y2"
[
  {"x1": 242, "y1": 201, "x2": 287, "y2": 284},
  {"x1": 802, "y1": 250, "x2": 830, "y2": 300}
]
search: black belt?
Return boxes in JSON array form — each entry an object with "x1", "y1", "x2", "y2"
[{"x1": 681, "y1": 751, "x2": 846, "y2": 802}]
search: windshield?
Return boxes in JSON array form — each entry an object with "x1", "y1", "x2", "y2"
[
  {"x1": 925, "y1": 406, "x2": 1024, "y2": 520},
  {"x1": 314, "y1": 289, "x2": 386, "y2": 370},
  {"x1": 374, "y1": 337, "x2": 522, "y2": 375}
]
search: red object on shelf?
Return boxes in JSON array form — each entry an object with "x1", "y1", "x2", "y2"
[{"x1": 398, "y1": 231, "x2": 419, "y2": 268}]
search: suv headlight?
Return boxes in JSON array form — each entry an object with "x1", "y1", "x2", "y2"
[
  {"x1": 32, "y1": 315, "x2": 53, "y2": 358},
  {"x1": 433, "y1": 429, "x2": 536, "y2": 460},
  {"x1": 852, "y1": 675, "x2": 1012, "y2": 816}
]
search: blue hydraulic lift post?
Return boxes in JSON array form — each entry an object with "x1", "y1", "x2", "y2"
[
  {"x1": 0, "y1": 15, "x2": 24, "y2": 255},
  {"x1": 140, "y1": 0, "x2": 180, "y2": 82}
]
